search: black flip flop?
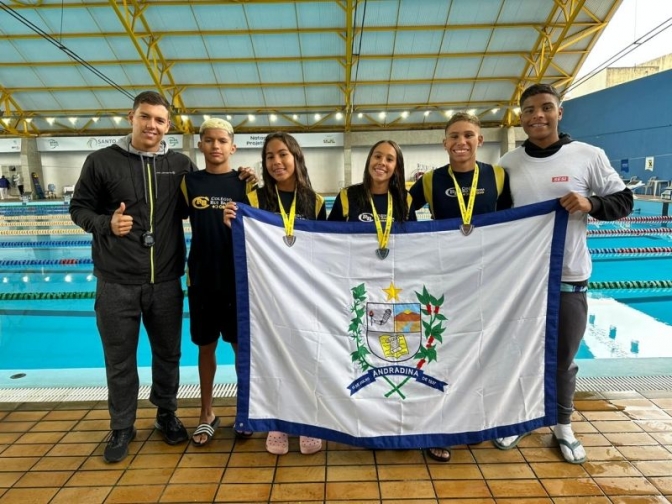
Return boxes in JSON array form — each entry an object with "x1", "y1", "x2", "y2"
[
  {"x1": 425, "y1": 447, "x2": 452, "y2": 462},
  {"x1": 234, "y1": 428, "x2": 253, "y2": 438}
]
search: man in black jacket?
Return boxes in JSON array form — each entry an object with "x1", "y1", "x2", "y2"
[{"x1": 70, "y1": 91, "x2": 197, "y2": 463}]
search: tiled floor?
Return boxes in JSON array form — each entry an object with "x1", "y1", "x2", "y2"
[{"x1": 1, "y1": 391, "x2": 672, "y2": 503}]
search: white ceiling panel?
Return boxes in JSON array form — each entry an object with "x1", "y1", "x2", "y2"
[
  {"x1": 390, "y1": 59, "x2": 438, "y2": 81},
  {"x1": 303, "y1": 61, "x2": 343, "y2": 82},
  {"x1": 144, "y1": 6, "x2": 199, "y2": 31},
  {"x1": 428, "y1": 83, "x2": 476, "y2": 103},
  {"x1": 305, "y1": 87, "x2": 344, "y2": 107},
  {"x1": 182, "y1": 89, "x2": 226, "y2": 110},
  {"x1": 387, "y1": 84, "x2": 432, "y2": 104},
  {"x1": 258, "y1": 62, "x2": 305, "y2": 83},
  {"x1": 202, "y1": 35, "x2": 255, "y2": 58},
  {"x1": 193, "y1": 5, "x2": 248, "y2": 30},
  {"x1": 355, "y1": 59, "x2": 393, "y2": 81},
  {"x1": 434, "y1": 59, "x2": 484, "y2": 79},
  {"x1": 439, "y1": 30, "x2": 491, "y2": 53},
  {"x1": 393, "y1": 30, "x2": 444, "y2": 55},
  {"x1": 299, "y1": 33, "x2": 343, "y2": 57},
  {"x1": 160, "y1": 36, "x2": 210, "y2": 60},
  {"x1": 212, "y1": 63, "x2": 261, "y2": 85},
  {"x1": 0, "y1": 67, "x2": 44, "y2": 88}
]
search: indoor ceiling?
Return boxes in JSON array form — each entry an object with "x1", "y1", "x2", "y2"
[{"x1": 0, "y1": 0, "x2": 622, "y2": 137}]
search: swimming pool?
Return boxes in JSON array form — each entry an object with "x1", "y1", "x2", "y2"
[{"x1": 1, "y1": 198, "x2": 671, "y2": 388}]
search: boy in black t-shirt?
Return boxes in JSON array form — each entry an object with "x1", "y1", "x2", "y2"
[
  {"x1": 181, "y1": 118, "x2": 256, "y2": 446},
  {"x1": 408, "y1": 112, "x2": 512, "y2": 463},
  {"x1": 409, "y1": 112, "x2": 512, "y2": 220}
]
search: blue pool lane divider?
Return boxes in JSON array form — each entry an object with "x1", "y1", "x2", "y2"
[{"x1": 2, "y1": 281, "x2": 671, "y2": 302}]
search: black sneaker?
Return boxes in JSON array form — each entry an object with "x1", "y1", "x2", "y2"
[
  {"x1": 155, "y1": 408, "x2": 188, "y2": 445},
  {"x1": 103, "y1": 426, "x2": 136, "y2": 463}
]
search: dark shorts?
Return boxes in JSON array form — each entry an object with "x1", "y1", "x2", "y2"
[{"x1": 188, "y1": 286, "x2": 237, "y2": 346}]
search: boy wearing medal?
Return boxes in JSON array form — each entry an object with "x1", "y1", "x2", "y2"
[
  {"x1": 409, "y1": 112, "x2": 512, "y2": 227},
  {"x1": 408, "y1": 112, "x2": 512, "y2": 462}
]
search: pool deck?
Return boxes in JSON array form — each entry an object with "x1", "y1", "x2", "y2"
[{"x1": 0, "y1": 390, "x2": 671, "y2": 503}]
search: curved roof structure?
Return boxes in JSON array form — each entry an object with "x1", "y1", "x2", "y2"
[{"x1": 0, "y1": 0, "x2": 622, "y2": 136}]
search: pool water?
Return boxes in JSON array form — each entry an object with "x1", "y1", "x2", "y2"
[{"x1": 1, "y1": 198, "x2": 671, "y2": 382}]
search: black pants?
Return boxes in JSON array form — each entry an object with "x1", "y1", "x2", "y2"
[
  {"x1": 95, "y1": 279, "x2": 184, "y2": 430},
  {"x1": 556, "y1": 291, "x2": 588, "y2": 424}
]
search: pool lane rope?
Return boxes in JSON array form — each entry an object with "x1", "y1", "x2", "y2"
[
  {"x1": 0, "y1": 227, "x2": 191, "y2": 236},
  {"x1": 588, "y1": 280, "x2": 672, "y2": 290},
  {"x1": 0, "y1": 258, "x2": 93, "y2": 266},
  {"x1": 0, "y1": 221, "x2": 79, "y2": 227},
  {"x1": 590, "y1": 216, "x2": 672, "y2": 223},
  {"x1": 590, "y1": 247, "x2": 672, "y2": 255},
  {"x1": 588, "y1": 229, "x2": 672, "y2": 236},
  {"x1": 0, "y1": 238, "x2": 192, "y2": 248},
  {"x1": 2, "y1": 282, "x2": 672, "y2": 301},
  {"x1": 0, "y1": 290, "x2": 188, "y2": 300},
  {"x1": 0, "y1": 240, "x2": 92, "y2": 248},
  {"x1": 0, "y1": 229, "x2": 87, "y2": 236}
]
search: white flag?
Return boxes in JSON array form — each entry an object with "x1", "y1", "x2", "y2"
[{"x1": 232, "y1": 200, "x2": 568, "y2": 449}]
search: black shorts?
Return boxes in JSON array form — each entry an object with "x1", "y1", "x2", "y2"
[{"x1": 188, "y1": 286, "x2": 238, "y2": 346}]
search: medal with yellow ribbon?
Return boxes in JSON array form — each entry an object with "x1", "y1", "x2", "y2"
[
  {"x1": 448, "y1": 164, "x2": 479, "y2": 236},
  {"x1": 276, "y1": 186, "x2": 297, "y2": 247},
  {"x1": 370, "y1": 192, "x2": 393, "y2": 259}
]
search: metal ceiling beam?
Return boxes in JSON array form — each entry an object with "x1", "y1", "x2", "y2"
[
  {"x1": 108, "y1": 0, "x2": 190, "y2": 133},
  {"x1": 16, "y1": 99, "x2": 519, "y2": 117},
  {"x1": 0, "y1": 85, "x2": 39, "y2": 136},
  {"x1": 562, "y1": 0, "x2": 623, "y2": 83},
  {"x1": 9, "y1": 74, "x2": 537, "y2": 93},
  {"x1": 0, "y1": 49, "x2": 590, "y2": 68},
  {"x1": 16, "y1": 119, "x2": 508, "y2": 137},
  {"x1": 339, "y1": 0, "x2": 355, "y2": 132},
  {"x1": 0, "y1": 22, "x2": 602, "y2": 40},
  {"x1": 7, "y1": 0, "x2": 334, "y2": 7},
  {"x1": 505, "y1": 0, "x2": 596, "y2": 126}
]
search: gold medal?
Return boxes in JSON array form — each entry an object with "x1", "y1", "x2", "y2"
[
  {"x1": 276, "y1": 187, "x2": 297, "y2": 247},
  {"x1": 448, "y1": 164, "x2": 479, "y2": 237},
  {"x1": 370, "y1": 193, "x2": 393, "y2": 260}
]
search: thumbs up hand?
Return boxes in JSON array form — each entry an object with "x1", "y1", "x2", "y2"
[{"x1": 111, "y1": 202, "x2": 133, "y2": 236}]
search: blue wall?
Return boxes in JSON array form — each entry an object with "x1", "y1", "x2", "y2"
[{"x1": 560, "y1": 69, "x2": 672, "y2": 183}]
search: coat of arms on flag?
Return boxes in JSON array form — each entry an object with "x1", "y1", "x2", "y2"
[
  {"x1": 232, "y1": 200, "x2": 567, "y2": 449},
  {"x1": 348, "y1": 287, "x2": 448, "y2": 398}
]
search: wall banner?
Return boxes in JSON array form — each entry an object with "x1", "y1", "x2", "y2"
[
  {"x1": 34, "y1": 135, "x2": 184, "y2": 152},
  {"x1": 235, "y1": 132, "x2": 344, "y2": 149},
  {"x1": 0, "y1": 138, "x2": 21, "y2": 153}
]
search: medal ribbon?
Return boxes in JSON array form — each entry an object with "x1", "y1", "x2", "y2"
[
  {"x1": 448, "y1": 164, "x2": 479, "y2": 227},
  {"x1": 369, "y1": 192, "x2": 393, "y2": 251},
  {"x1": 275, "y1": 186, "x2": 297, "y2": 239}
]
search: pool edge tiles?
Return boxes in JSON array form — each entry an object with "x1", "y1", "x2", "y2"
[
  {"x1": 576, "y1": 357, "x2": 672, "y2": 379},
  {"x1": 0, "y1": 364, "x2": 238, "y2": 390}
]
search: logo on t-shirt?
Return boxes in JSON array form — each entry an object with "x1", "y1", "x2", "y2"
[
  {"x1": 445, "y1": 187, "x2": 485, "y2": 197},
  {"x1": 192, "y1": 195, "x2": 232, "y2": 210},
  {"x1": 192, "y1": 196, "x2": 210, "y2": 209},
  {"x1": 552, "y1": 176, "x2": 569, "y2": 183},
  {"x1": 359, "y1": 213, "x2": 391, "y2": 223}
]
